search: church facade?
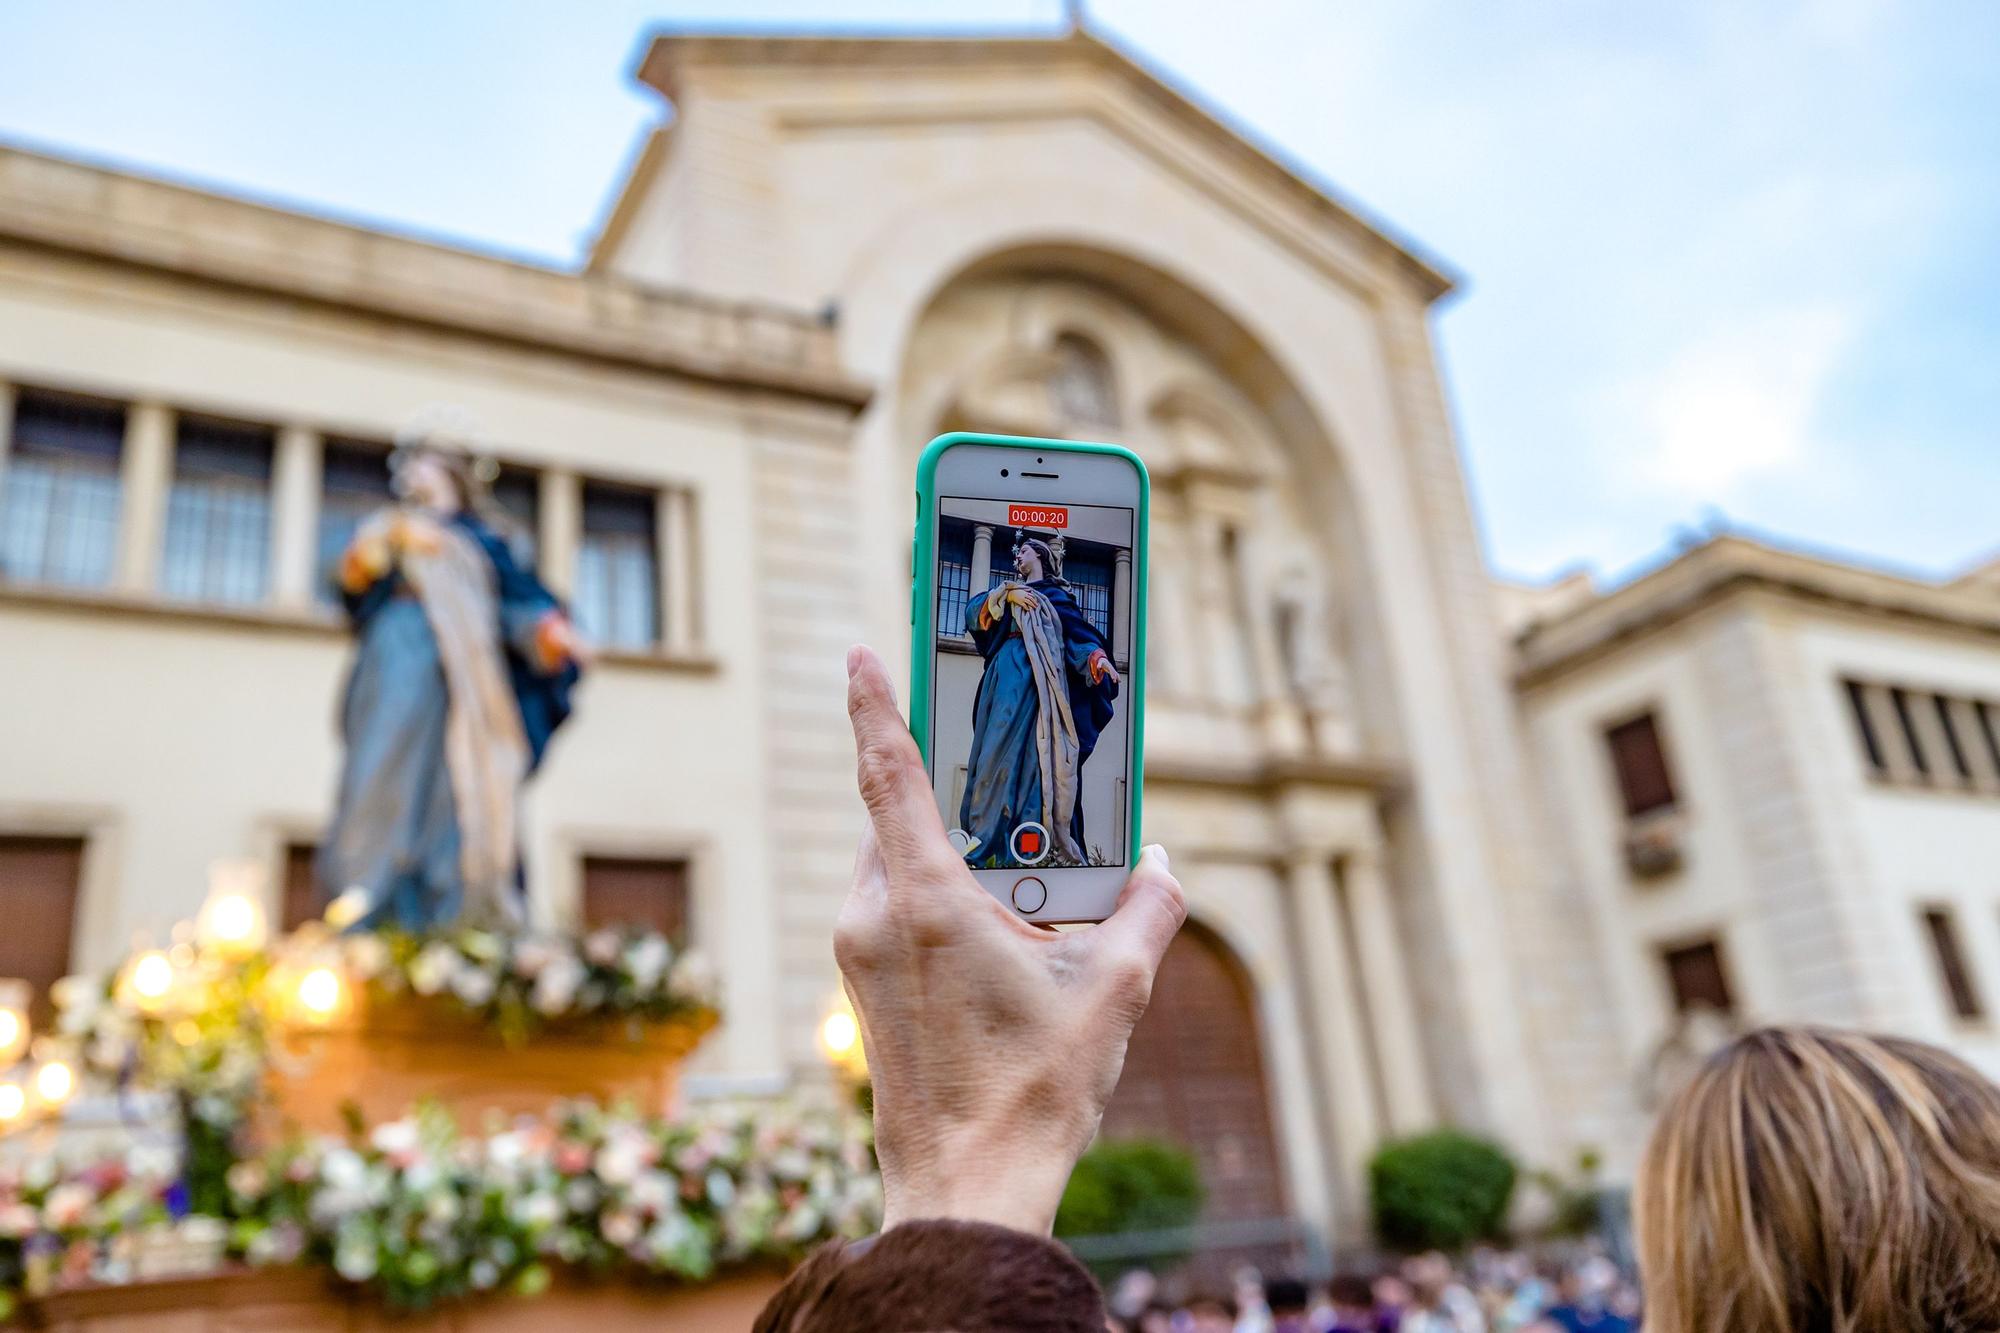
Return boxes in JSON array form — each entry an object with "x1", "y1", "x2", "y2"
[{"x1": 0, "y1": 27, "x2": 1665, "y2": 1254}]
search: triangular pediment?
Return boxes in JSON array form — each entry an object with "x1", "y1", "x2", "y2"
[{"x1": 591, "y1": 28, "x2": 1454, "y2": 306}]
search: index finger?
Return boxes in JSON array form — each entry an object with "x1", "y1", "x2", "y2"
[{"x1": 846, "y1": 644, "x2": 954, "y2": 880}]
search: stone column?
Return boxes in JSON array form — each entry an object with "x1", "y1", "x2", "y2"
[
  {"x1": 1284, "y1": 851, "x2": 1382, "y2": 1211},
  {"x1": 538, "y1": 468, "x2": 580, "y2": 600},
  {"x1": 659, "y1": 485, "x2": 698, "y2": 655},
  {"x1": 269, "y1": 424, "x2": 322, "y2": 609},
  {"x1": 969, "y1": 523, "x2": 994, "y2": 597},
  {"x1": 1948, "y1": 697, "x2": 2000, "y2": 793},
  {"x1": 1112, "y1": 547, "x2": 1133, "y2": 668},
  {"x1": 1342, "y1": 848, "x2": 1435, "y2": 1134},
  {"x1": 114, "y1": 401, "x2": 174, "y2": 593}
]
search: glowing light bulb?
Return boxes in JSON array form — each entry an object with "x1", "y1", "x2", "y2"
[
  {"x1": 820, "y1": 1011, "x2": 859, "y2": 1058},
  {"x1": 34, "y1": 1060, "x2": 74, "y2": 1106},
  {"x1": 0, "y1": 1082, "x2": 24, "y2": 1124},
  {"x1": 131, "y1": 952, "x2": 174, "y2": 1002},
  {"x1": 297, "y1": 966, "x2": 342, "y2": 1019},
  {"x1": 0, "y1": 1008, "x2": 24, "y2": 1062}
]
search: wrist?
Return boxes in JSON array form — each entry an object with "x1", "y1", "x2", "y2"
[{"x1": 881, "y1": 1166, "x2": 1070, "y2": 1236}]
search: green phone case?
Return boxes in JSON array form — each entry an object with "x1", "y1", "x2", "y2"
[{"x1": 909, "y1": 431, "x2": 1150, "y2": 868}]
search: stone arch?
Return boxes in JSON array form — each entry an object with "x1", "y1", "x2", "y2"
[{"x1": 892, "y1": 240, "x2": 1398, "y2": 756}]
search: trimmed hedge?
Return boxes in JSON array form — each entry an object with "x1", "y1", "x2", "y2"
[
  {"x1": 1055, "y1": 1138, "x2": 1204, "y2": 1244},
  {"x1": 1369, "y1": 1129, "x2": 1517, "y2": 1251}
]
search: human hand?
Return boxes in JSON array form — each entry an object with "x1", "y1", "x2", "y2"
[
  {"x1": 1087, "y1": 649, "x2": 1121, "y2": 687},
  {"x1": 836, "y1": 644, "x2": 1184, "y2": 1235}
]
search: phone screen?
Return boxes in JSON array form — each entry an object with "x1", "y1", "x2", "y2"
[{"x1": 928, "y1": 494, "x2": 1135, "y2": 871}]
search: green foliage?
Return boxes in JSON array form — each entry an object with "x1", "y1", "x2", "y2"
[
  {"x1": 1054, "y1": 1138, "x2": 1204, "y2": 1241},
  {"x1": 1369, "y1": 1129, "x2": 1518, "y2": 1252}
]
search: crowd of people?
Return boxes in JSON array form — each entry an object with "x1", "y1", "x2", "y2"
[{"x1": 1107, "y1": 1247, "x2": 1639, "y2": 1333}]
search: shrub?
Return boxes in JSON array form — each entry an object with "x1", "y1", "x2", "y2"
[
  {"x1": 1055, "y1": 1138, "x2": 1204, "y2": 1243},
  {"x1": 1369, "y1": 1129, "x2": 1517, "y2": 1251}
]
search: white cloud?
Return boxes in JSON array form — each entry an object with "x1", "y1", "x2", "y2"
[{"x1": 1625, "y1": 305, "x2": 1854, "y2": 500}]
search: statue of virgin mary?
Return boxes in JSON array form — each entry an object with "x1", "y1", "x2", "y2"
[
  {"x1": 958, "y1": 531, "x2": 1120, "y2": 867},
  {"x1": 316, "y1": 417, "x2": 587, "y2": 930}
]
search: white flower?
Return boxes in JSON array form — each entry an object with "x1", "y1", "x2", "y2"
[
  {"x1": 629, "y1": 1170, "x2": 673, "y2": 1214},
  {"x1": 333, "y1": 1232, "x2": 378, "y2": 1282},
  {"x1": 624, "y1": 935, "x2": 671, "y2": 989},
  {"x1": 583, "y1": 930, "x2": 622, "y2": 967},
  {"x1": 43, "y1": 1182, "x2": 94, "y2": 1230},
  {"x1": 593, "y1": 1132, "x2": 648, "y2": 1188},
  {"x1": 532, "y1": 955, "x2": 585, "y2": 1015},
  {"x1": 342, "y1": 934, "x2": 392, "y2": 982},
  {"x1": 509, "y1": 1190, "x2": 561, "y2": 1231},
  {"x1": 511, "y1": 938, "x2": 556, "y2": 980},
  {"x1": 369, "y1": 1120, "x2": 420, "y2": 1160},
  {"x1": 408, "y1": 942, "x2": 462, "y2": 997},
  {"x1": 450, "y1": 965, "x2": 497, "y2": 1007},
  {"x1": 601, "y1": 1208, "x2": 642, "y2": 1247},
  {"x1": 470, "y1": 1257, "x2": 500, "y2": 1290}
]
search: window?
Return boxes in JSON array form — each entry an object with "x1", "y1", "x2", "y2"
[
  {"x1": 1606, "y1": 712, "x2": 1678, "y2": 818},
  {"x1": 317, "y1": 439, "x2": 392, "y2": 603},
  {"x1": 161, "y1": 417, "x2": 274, "y2": 604},
  {"x1": 0, "y1": 836, "x2": 84, "y2": 1025},
  {"x1": 1934, "y1": 695, "x2": 1974, "y2": 781},
  {"x1": 1048, "y1": 333, "x2": 1119, "y2": 427},
  {"x1": 490, "y1": 465, "x2": 541, "y2": 565},
  {"x1": 1889, "y1": 687, "x2": 1930, "y2": 778},
  {"x1": 1843, "y1": 679, "x2": 1887, "y2": 775},
  {"x1": 1922, "y1": 908, "x2": 1983, "y2": 1020},
  {"x1": 1661, "y1": 938, "x2": 1734, "y2": 1016},
  {"x1": 580, "y1": 856, "x2": 689, "y2": 947},
  {"x1": 936, "y1": 518, "x2": 974, "y2": 640},
  {"x1": 280, "y1": 842, "x2": 320, "y2": 932},
  {"x1": 1064, "y1": 539, "x2": 1114, "y2": 640},
  {"x1": 574, "y1": 482, "x2": 659, "y2": 651},
  {"x1": 1977, "y1": 702, "x2": 2000, "y2": 779},
  {"x1": 0, "y1": 390, "x2": 125, "y2": 589}
]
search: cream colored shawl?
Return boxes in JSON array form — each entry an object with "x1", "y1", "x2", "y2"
[
  {"x1": 399, "y1": 513, "x2": 528, "y2": 925},
  {"x1": 983, "y1": 581, "x2": 1084, "y2": 864}
]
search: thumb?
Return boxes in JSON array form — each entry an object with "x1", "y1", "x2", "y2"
[
  {"x1": 1087, "y1": 845, "x2": 1185, "y2": 1009},
  {"x1": 845, "y1": 644, "x2": 949, "y2": 877}
]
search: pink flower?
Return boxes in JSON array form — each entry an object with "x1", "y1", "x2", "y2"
[
  {"x1": 554, "y1": 1142, "x2": 592, "y2": 1175},
  {"x1": 600, "y1": 1208, "x2": 642, "y2": 1247}
]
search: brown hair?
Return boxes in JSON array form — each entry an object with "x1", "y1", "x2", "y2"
[{"x1": 1636, "y1": 1026, "x2": 2000, "y2": 1333}]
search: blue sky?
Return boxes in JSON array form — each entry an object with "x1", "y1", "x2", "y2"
[{"x1": 2, "y1": 0, "x2": 1993, "y2": 584}]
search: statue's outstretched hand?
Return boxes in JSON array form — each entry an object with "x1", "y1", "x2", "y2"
[{"x1": 836, "y1": 644, "x2": 1183, "y2": 1235}]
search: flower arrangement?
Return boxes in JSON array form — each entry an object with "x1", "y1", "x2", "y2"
[
  {"x1": 0, "y1": 1141, "x2": 184, "y2": 1319},
  {"x1": 224, "y1": 1098, "x2": 879, "y2": 1310}
]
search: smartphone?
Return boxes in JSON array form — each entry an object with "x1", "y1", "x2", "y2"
[{"x1": 910, "y1": 432, "x2": 1148, "y2": 924}]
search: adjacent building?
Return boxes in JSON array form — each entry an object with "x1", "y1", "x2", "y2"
[{"x1": 1514, "y1": 535, "x2": 2000, "y2": 1087}]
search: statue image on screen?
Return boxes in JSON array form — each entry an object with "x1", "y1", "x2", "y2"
[
  {"x1": 958, "y1": 530, "x2": 1121, "y2": 867},
  {"x1": 317, "y1": 416, "x2": 587, "y2": 930}
]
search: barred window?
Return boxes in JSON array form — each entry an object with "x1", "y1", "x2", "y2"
[
  {"x1": 0, "y1": 390, "x2": 125, "y2": 589},
  {"x1": 161, "y1": 417, "x2": 274, "y2": 605},
  {"x1": 1064, "y1": 541, "x2": 1114, "y2": 640},
  {"x1": 936, "y1": 518, "x2": 973, "y2": 640},
  {"x1": 316, "y1": 439, "x2": 392, "y2": 604},
  {"x1": 574, "y1": 482, "x2": 659, "y2": 651}
]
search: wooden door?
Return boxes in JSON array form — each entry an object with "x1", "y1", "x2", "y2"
[
  {"x1": 580, "y1": 856, "x2": 690, "y2": 946},
  {"x1": 1098, "y1": 921, "x2": 1287, "y2": 1229},
  {"x1": 0, "y1": 836, "x2": 84, "y2": 1024}
]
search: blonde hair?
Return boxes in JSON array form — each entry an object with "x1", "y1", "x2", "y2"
[{"x1": 1636, "y1": 1026, "x2": 2000, "y2": 1333}]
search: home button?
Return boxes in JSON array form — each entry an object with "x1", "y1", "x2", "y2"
[{"x1": 1011, "y1": 876, "x2": 1048, "y2": 914}]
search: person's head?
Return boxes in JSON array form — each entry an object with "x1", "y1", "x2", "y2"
[
  {"x1": 1637, "y1": 1025, "x2": 2000, "y2": 1333},
  {"x1": 1264, "y1": 1277, "x2": 1309, "y2": 1318},
  {"x1": 1183, "y1": 1297, "x2": 1233, "y2": 1333},
  {"x1": 1135, "y1": 1305, "x2": 1174, "y2": 1333},
  {"x1": 1012, "y1": 531, "x2": 1063, "y2": 582},
  {"x1": 1327, "y1": 1274, "x2": 1375, "y2": 1316}
]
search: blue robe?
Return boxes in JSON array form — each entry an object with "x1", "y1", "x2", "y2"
[
  {"x1": 958, "y1": 579, "x2": 1118, "y2": 867},
  {"x1": 317, "y1": 511, "x2": 578, "y2": 929}
]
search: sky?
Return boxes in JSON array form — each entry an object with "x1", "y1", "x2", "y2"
[{"x1": 1, "y1": 0, "x2": 1993, "y2": 585}]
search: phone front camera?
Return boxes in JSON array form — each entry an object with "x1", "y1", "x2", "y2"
[{"x1": 1001, "y1": 468, "x2": 1009, "y2": 477}]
